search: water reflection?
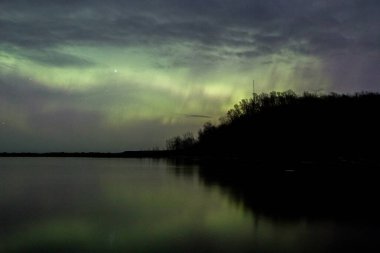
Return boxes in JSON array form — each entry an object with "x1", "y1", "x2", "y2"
[
  {"x1": 169, "y1": 158, "x2": 380, "y2": 252},
  {"x1": 1, "y1": 158, "x2": 380, "y2": 252},
  {"x1": 0, "y1": 158, "x2": 256, "y2": 252}
]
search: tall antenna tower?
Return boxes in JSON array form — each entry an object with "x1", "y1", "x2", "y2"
[{"x1": 252, "y1": 80, "x2": 255, "y2": 98}]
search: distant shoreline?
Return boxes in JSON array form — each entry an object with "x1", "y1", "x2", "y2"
[
  {"x1": 1, "y1": 151, "x2": 379, "y2": 171},
  {"x1": 0, "y1": 151, "x2": 173, "y2": 158}
]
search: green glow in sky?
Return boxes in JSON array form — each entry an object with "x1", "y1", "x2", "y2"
[
  {"x1": 0, "y1": 42, "x2": 329, "y2": 151},
  {"x1": 3, "y1": 0, "x2": 376, "y2": 151}
]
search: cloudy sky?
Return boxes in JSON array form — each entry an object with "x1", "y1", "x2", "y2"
[{"x1": 1, "y1": 0, "x2": 380, "y2": 152}]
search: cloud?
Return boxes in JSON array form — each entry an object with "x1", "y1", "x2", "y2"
[
  {"x1": 22, "y1": 49, "x2": 95, "y2": 67},
  {"x1": 2, "y1": 0, "x2": 380, "y2": 93},
  {"x1": 0, "y1": 73, "x2": 215, "y2": 152},
  {"x1": 1, "y1": 0, "x2": 379, "y2": 84},
  {"x1": 1, "y1": 0, "x2": 380, "y2": 151},
  {"x1": 1, "y1": 0, "x2": 378, "y2": 57},
  {"x1": 184, "y1": 114, "x2": 212, "y2": 119}
]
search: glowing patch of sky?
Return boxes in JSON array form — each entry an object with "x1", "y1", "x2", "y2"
[
  {"x1": 1, "y1": 42, "x2": 327, "y2": 123},
  {"x1": 2, "y1": 0, "x2": 371, "y2": 152}
]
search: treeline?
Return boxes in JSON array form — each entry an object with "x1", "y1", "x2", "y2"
[{"x1": 167, "y1": 90, "x2": 380, "y2": 163}]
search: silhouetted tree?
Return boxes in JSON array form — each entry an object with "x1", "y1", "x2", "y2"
[
  {"x1": 166, "y1": 90, "x2": 380, "y2": 163},
  {"x1": 166, "y1": 132, "x2": 196, "y2": 151}
]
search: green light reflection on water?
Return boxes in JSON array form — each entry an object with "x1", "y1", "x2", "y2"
[{"x1": 0, "y1": 158, "x2": 256, "y2": 252}]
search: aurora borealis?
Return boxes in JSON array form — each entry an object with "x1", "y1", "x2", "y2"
[{"x1": 1, "y1": 0, "x2": 380, "y2": 152}]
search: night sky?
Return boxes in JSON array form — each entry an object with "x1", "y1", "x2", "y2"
[{"x1": 1, "y1": 0, "x2": 380, "y2": 152}]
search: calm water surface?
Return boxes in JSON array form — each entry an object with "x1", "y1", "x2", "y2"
[{"x1": 0, "y1": 158, "x2": 378, "y2": 252}]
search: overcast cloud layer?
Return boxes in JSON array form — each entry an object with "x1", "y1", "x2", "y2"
[{"x1": 1, "y1": 0, "x2": 380, "y2": 151}]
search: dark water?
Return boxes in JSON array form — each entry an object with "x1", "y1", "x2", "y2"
[{"x1": 0, "y1": 158, "x2": 379, "y2": 252}]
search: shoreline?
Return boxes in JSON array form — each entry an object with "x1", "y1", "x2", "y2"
[
  {"x1": 1, "y1": 151, "x2": 379, "y2": 171},
  {"x1": 0, "y1": 151, "x2": 173, "y2": 158}
]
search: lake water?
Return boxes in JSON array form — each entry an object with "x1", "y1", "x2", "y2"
[{"x1": 0, "y1": 158, "x2": 379, "y2": 252}]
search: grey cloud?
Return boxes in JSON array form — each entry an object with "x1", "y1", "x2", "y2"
[
  {"x1": 22, "y1": 49, "x2": 95, "y2": 67},
  {"x1": 1, "y1": 0, "x2": 380, "y2": 93},
  {"x1": 0, "y1": 74, "x2": 104, "y2": 128},
  {"x1": 0, "y1": 74, "x2": 211, "y2": 152},
  {"x1": 0, "y1": 45, "x2": 95, "y2": 67},
  {"x1": 184, "y1": 114, "x2": 212, "y2": 119},
  {"x1": 0, "y1": 76, "x2": 103, "y2": 152},
  {"x1": 0, "y1": 75, "x2": 107, "y2": 151},
  {"x1": 1, "y1": 0, "x2": 379, "y2": 58},
  {"x1": 0, "y1": 75, "x2": 78, "y2": 108}
]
